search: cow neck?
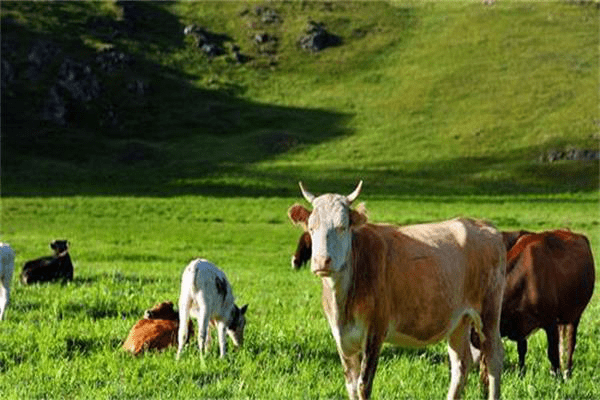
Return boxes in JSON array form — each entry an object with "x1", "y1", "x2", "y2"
[{"x1": 225, "y1": 306, "x2": 239, "y2": 330}]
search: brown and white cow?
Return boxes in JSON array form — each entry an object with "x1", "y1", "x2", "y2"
[
  {"x1": 499, "y1": 229, "x2": 595, "y2": 378},
  {"x1": 288, "y1": 181, "x2": 506, "y2": 400},
  {"x1": 123, "y1": 301, "x2": 193, "y2": 355}
]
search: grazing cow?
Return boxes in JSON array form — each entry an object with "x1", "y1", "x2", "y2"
[
  {"x1": 292, "y1": 231, "x2": 312, "y2": 269},
  {"x1": 21, "y1": 240, "x2": 73, "y2": 285},
  {"x1": 288, "y1": 181, "x2": 506, "y2": 400},
  {"x1": 499, "y1": 229, "x2": 595, "y2": 378},
  {"x1": 1, "y1": 243, "x2": 15, "y2": 320},
  {"x1": 123, "y1": 301, "x2": 194, "y2": 355},
  {"x1": 176, "y1": 259, "x2": 248, "y2": 359}
]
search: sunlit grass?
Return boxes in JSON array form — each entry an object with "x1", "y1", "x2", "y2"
[{"x1": 1, "y1": 194, "x2": 599, "y2": 398}]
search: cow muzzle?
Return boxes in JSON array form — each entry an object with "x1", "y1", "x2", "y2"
[{"x1": 311, "y1": 255, "x2": 332, "y2": 276}]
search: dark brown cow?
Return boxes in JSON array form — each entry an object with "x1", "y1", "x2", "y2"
[
  {"x1": 123, "y1": 301, "x2": 194, "y2": 355},
  {"x1": 498, "y1": 230, "x2": 595, "y2": 378},
  {"x1": 291, "y1": 232, "x2": 311, "y2": 269}
]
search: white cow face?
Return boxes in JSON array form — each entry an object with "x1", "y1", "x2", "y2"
[
  {"x1": 307, "y1": 194, "x2": 353, "y2": 276},
  {"x1": 288, "y1": 181, "x2": 367, "y2": 278}
]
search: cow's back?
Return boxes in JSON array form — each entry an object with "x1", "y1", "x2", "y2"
[
  {"x1": 392, "y1": 218, "x2": 504, "y2": 303},
  {"x1": 505, "y1": 230, "x2": 595, "y2": 329},
  {"x1": 358, "y1": 218, "x2": 504, "y2": 346},
  {"x1": 123, "y1": 319, "x2": 179, "y2": 355},
  {"x1": 182, "y1": 259, "x2": 234, "y2": 319}
]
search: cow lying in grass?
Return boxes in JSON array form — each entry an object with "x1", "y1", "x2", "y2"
[
  {"x1": 123, "y1": 301, "x2": 194, "y2": 355},
  {"x1": 176, "y1": 259, "x2": 248, "y2": 359},
  {"x1": 21, "y1": 240, "x2": 73, "y2": 285},
  {"x1": 0, "y1": 243, "x2": 15, "y2": 320}
]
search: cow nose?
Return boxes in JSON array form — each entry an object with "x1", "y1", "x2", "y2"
[{"x1": 313, "y1": 255, "x2": 332, "y2": 269}]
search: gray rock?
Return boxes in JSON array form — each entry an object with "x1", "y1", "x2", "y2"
[
  {"x1": 298, "y1": 21, "x2": 341, "y2": 52},
  {"x1": 56, "y1": 58, "x2": 101, "y2": 102}
]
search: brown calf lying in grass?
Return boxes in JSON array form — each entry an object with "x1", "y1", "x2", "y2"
[{"x1": 123, "y1": 301, "x2": 193, "y2": 355}]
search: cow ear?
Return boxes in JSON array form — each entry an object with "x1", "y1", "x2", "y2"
[
  {"x1": 240, "y1": 304, "x2": 248, "y2": 315},
  {"x1": 350, "y1": 203, "x2": 368, "y2": 228},
  {"x1": 288, "y1": 204, "x2": 311, "y2": 229}
]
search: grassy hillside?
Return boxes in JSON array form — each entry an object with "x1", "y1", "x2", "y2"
[{"x1": 1, "y1": 0, "x2": 598, "y2": 197}]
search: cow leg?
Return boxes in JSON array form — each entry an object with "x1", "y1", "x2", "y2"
[
  {"x1": 447, "y1": 320, "x2": 472, "y2": 400},
  {"x1": 196, "y1": 310, "x2": 210, "y2": 355},
  {"x1": 480, "y1": 329, "x2": 503, "y2": 400},
  {"x1": 480, "y1": 289, "x2": 504, "y2": 400},
  {"x1": 0, "y1": 283, "x2": 8, "y2": 320},
  {"x1": 216, "y1": 320, "x2": 228, "y2": 358},
  {"x1": 205, "y1": 320, "x2": 214, "y2": 350},
  {"x1": 338, "y1": 350, "x2": 361, "y2": 400},
  {"x1": 516, "y1": 339, "x2": 527, "y2": 375},
  {"x1": 544, "y1": 322, "x2": 560, "y2": 376},
  {"x1": 563, "y1": 319, "x2": 580, "y2": 379},
  {"x1": 358, "y1": 333, "x2": 384, "y2": 400},
  {"x1": 176, "y1": 293, "x2": 193, "y2": 360},
  {"x1": 558, "y1": 324, "x2": 566, "y2": 372}
]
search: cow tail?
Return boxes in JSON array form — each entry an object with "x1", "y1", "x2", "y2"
[{"x1": 467, "y1": 308, "x2": 486, "y2": 345}]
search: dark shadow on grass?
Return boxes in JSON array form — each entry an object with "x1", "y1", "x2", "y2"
[
  {"x1": 1, "y1": 2, "x2": 354, "y2": 198},
  {"x1": 2, "y1": 3, "x2": 597, "y2": 198},
  {"x1": 12, "y1": 300, "x2": 43, "y2": 312},
  {"x1": 63, "y1": 300, "x2": 141, "y2": 320},
  {"x1": 379, "y1": 346, "x2": 448, "y2": 366},
  {"x1": 0, "y1": 353, "x2": 28, "y2": 373},
  {"x1": 65, "y1": 336, "x2": 99, "y2": 359},
  {"x1": 72, "y1": 272, "x2": 163, "y2": 286}
]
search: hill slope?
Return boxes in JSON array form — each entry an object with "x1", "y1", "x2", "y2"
[{"x1": 1, "y1": 1, "x2": 598, "y2": 197}]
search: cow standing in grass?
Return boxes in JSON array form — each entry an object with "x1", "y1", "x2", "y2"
[
  {"x1": 0, "y1": 243, "x2": 15, "y2": 320},
  {"x1": 288, "y1": 181, "x2": 506, "y2": 400},
  {"x1": 498, "y1": 229, "x2": 595, "y2": 378},
  {"x1": 176, "y1": 259, "x2": 248, "y2": 359}
]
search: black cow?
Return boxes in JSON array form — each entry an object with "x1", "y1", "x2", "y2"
[{"x1": 21, "y1": 240, "x2": 74, "y2": 285}]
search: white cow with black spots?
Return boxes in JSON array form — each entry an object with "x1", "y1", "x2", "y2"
[{"x1": 176, "y1": 259, "x2": 248, "y2": 359}]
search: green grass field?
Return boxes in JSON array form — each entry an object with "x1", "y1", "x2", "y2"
[
  {"x1": 1, "y1": 1, "x2": 599, "y2": 399},
  {"x1": 1, "y1": 194, "x2": 599, "y2": 399}
]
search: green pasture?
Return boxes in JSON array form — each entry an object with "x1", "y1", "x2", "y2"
[
  {"x1": 1, "y1": 194, "x2": 599, "y2": 399},
  {"x1": 1, "y1": 0, "x2": 599, "y2": 399}
]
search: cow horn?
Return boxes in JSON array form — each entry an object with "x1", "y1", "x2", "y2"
[
  {"x1": 346, "y1": 180, "x2": 363, "y2": 203},
  {"x1": 298, "y1": 181, "x2": 315, "y2": 203}
]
